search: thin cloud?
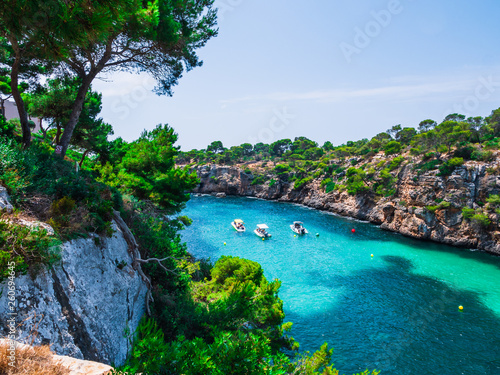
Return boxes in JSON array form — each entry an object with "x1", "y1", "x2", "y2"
[{"x1": 220, "y1": 71, "x2": 500, "y2": 106}]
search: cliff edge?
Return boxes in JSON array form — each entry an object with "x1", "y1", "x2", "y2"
[{"x1": 0, "y1": 219, "x2": 148, "y2": 367}]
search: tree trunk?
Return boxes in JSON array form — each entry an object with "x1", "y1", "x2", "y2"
[
  {"x1": 55, "y1": 122, "x2": 62, "y2": 145},
  {"x1": 9, "y1": 47, "x2": 31, "y2": 148},
  {"x1": 79, "y1": 149, "x2": 89, "y2": 167},
  {"x1": 56, "y1": 76, "x2": 93, "y2": 157},
  {"x1": 0, "y1": 98, "x2": 5, "y2": 118},
  {"x1": 39, "y1": 118, "x2": 47, "y2": 139}
]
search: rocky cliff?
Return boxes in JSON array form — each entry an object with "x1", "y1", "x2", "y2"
[
  {"x1": 0, "y1": 220, "x2": 148, "y2": 367},
  {"x1": 192, "y1": 159, "x2": 500, "y2": 255}
]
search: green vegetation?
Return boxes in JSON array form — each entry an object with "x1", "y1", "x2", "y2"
[
  {"x1": 438, "y1": 157, "x2": 464, "y2": 176},
  {"x1": 118, "y1": 257, "x2": 379, "y2": 375},
  {"x1": 0, "y1": 0, "x2": 217, "y2": 155},
  {"x1": 179, "y1": 107, "x2": 500, "y2": 199},
  {"x1": 0, "y1": 220, "x2": 60, "y2": 282},
  {"x1": 321, "y1": 178, "x2": 336, "y2": 193},
  {"x1": 384, "y1": 140, "x2": 402, "y2": 155},
  {"x1": 426, "y1": 201, "x2": 451, "y2": 213}
]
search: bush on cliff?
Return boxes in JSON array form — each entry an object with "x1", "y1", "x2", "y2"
[
  {"x1": 0, "y1": 220, "x2": 61, "y2": 281},
  {"x1": 438, "y1": 157, "x2": 464, "y2": 176},
  {"x1": 0, "y1": 137, "x2": 121, "y2": 239}
]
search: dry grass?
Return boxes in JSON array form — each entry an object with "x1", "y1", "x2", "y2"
[{"x1": 0, "y1": 342, "x2": 70, "y2": 375}]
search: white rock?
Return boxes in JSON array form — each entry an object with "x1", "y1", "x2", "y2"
[
  {"x1": 0, "y1": 221, "x2": 148, "y2": 367},
  {"x1": 0, "y1": 186, "x2": 13, "y2": 214}
]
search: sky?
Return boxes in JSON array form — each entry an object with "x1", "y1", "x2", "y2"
[{"x1": 93, "y1": 0, "x2": 500, "y2": 151}]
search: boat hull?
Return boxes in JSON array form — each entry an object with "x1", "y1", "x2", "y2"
[
  {"x1": 290, "y1": 225, "x2": 308, "y2": 235},
  {"x1": 254, "y1": 229, "x2": 271, "y2": 238},
  {"x1": 232, "y1": 222, "x2": 245, "y2": 232}
]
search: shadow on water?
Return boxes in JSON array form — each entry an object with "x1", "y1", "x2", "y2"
[
  {"x1": 291, "y1": 255, "x2": 500, "y2": 375},
  {"x1": 314, "y1": 206, "x2": 500, "y2": 272}
]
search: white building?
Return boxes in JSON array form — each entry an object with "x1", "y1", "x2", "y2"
[{"x1": 2, "y1": 99, "x2": 42, "y2": 134}]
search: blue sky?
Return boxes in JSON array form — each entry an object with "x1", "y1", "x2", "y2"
[{"x1": 93, "y1": 0, "x2": 500, "y2": 151}]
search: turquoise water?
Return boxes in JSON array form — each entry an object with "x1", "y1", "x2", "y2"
[{"x1": 181, "y1": 195, "x2": 500, "y2": 375}]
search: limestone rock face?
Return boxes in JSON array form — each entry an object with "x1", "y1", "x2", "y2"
[
  {"x1": 192, "y1": 162, "x2": 500, "y2": 255},
  {"x1": 0, "y1": 186, "x2": 13, "y2": 214},
  {"x1": 0, "y1": 222, "x2": 148, "y2": 366}
]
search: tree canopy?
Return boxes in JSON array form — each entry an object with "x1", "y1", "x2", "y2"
[{"x1": 0, "y1": 0, "x2": 218, "y2": 155}]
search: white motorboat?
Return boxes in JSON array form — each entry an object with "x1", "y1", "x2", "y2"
[
  {"x1": 254, "y1": 224, "x2": 271, "y2": 238},
  {"x1": 290, "y1": 221, "x2": 308, "y2": 235},
  {"x1": 231, "y1": 219, "x2": 246, "y2": 232}
]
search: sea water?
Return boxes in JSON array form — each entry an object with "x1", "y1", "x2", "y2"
[{"x1": 181, "y1": 195, "x2": 500, "y2": 375}]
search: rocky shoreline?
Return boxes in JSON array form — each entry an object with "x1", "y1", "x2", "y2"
[{"x1": 191, "y1": 162, "x2": 500, "y2": 255}]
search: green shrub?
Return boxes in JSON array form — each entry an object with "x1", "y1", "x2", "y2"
[
  {"x1": 439, "y1": 201, "x2": 451, "y2": 209},
  {"x1": 320, "y1": 178, "x2": 335, "y2": 193},
  {"x1": 211, "y1": 256, "x2": 264, "y2": 286},
  {"x1": 268, "y1": 178, "x2": 277, "y2": 188},
  {"x1": 345, "y1": 168, "x2": 368, "y2": 195},
  {"x1": 251, "y1": 174, "x2": 267, "y2": 185},
  {"x1": 0, "y1": 138, "x2": 120, "y2": 238},
  {"x1": 409, "y1": 148, "x2": 420, "y2": 156},
  {"x1": 414, "y1": 159, "x2": 442, "y2": 174},
  {"x1": 486, "y1": 194, "x2": 500, "y2": 209},
  {"x1": 471, "y1": 149, "x2": 495, "y2": 162},
  {"x1": 423, "y1": 152, "x2": 436, "y2": 160},
  {"x1": 388, "y1": 156, "x2": 405, "y2": 171},
  {"x1": 374, "y1": 169, "x2": 395, "y2": 196},
  {"x1": 462, "y1": 208, "x2": 475, "y2": 219},
  {"x1": 438, "y1": 157, "x2": 464, "y2": 176},
  {"x1": 0, "y1": 220, "x2": 61, "y2": 282},
  {"x1": 320, "y1": 178, "x2": 332, "y2": 189},
  {"x1": 454, "y1": 146, "x2": 474, "y2": 160},
  {"x1": 384, "y1": 141, "x2": 402, "y2": 155},
  {"x1": 293, "y1": 176, "x2": 312, "y2": 190},
  {"x1": 177, "y1": 215, "x2": 193, "y2": 227},
  {"x1": 0, "y1": 115, "x2": 16, "y2": 138},
  {"x1": 425, "y1": 201, "x2": 450, "y2": 213},
  {"x1": 472, "y1": 213, "x2": 491, "y2": 227},
  {"x1": 324, "y1": 181, "x2": 336, "y2": 193}
]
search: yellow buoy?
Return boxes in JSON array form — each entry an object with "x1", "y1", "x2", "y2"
[
  {"x1": 294, "y1": 235, "x2": 296, "y2": 237},
  {"x1": 459, "y1": 306, "x2": 464, "y2": 311},
  {"x1": 224, "y1": 242, "x2": 226, "y2": 246},
  {"x1": 262, "y1": 238, "x2": 265, "y2": 241},
  {"x1": 371, "y1": 254, "x2": 374, "y2": 257}
]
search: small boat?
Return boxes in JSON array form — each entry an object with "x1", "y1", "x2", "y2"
[
  {"x1": 254, "y1": 224, "x2": 271, "y2": 238},
  {"x1": 290, "y1": 221, "x2": 308, "y2": 235},
  {"x1": 231, "y1": 219, "x2": 246, "y2": 232}
]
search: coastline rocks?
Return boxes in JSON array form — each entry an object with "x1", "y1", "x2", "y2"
[{"x1": 192, "y1": 163, "x2": 500, "y2": 256}]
